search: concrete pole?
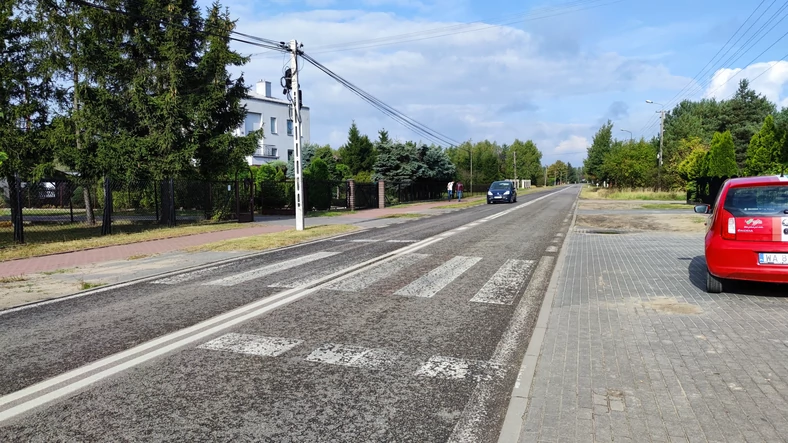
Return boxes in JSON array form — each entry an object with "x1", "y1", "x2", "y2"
[{"x1": 290, "y1": 40, "x2": 305, "y2": 231}]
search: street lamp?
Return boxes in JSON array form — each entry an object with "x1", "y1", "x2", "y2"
[
  {"x1": 646, "y1": 100, "x2": 665, "y2": 190},
  {"x1": 620, "y1": 129, "x2": 633, "y2": 141}
]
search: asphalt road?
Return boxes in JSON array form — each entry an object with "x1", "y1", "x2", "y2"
[{"x1": 0, "y1": 185, "x2": 579, "y2": 442}]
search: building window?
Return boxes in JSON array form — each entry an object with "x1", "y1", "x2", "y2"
[
  {"x1": 287, "y1": 119, "x2": 293, "y2": 136},
  {"x1": 288, "y1": 150, "x2": 294, "y2": 161},
  {"x1": 270, "y1": 117, "x2": 277, "y2": 134}
]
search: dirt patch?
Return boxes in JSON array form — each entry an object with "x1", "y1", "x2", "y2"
[
  {"x1": 576, "y1": 214, "x2": 707, "y2": 233},
  {"x1": 642, "y1": 297, "x2": 703, "y2": 315}
]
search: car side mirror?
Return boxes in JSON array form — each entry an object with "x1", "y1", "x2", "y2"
[{"x1": 694, "y1": 204, "x2": 711, "y2": 214}]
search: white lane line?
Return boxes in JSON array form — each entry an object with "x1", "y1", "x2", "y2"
[
  {"x1": 469, "y1": 259, "x2": 535, "y2": 305},
  {"x1": 198, "y1": 333, "x2": 302, "y2": 357},
  {"x1": 151, "y1": 263, "x2": 232, "y2": 285},
  {"x1": 204, "y1": 252, "x2": 339, "y2": 287},
  {"x1": 325, "y1": 253, "x2": 429, "y2": 292},
  {"x1": 545, "y1": 246, "x2": 558, "y2": 253},
  {"x1": 440, "y1": 231, "x2": 458, "y2": 237},
  {"x1": 394, "y1": 256, "x2": 481, "y2": 298},
  {"x1": 456, "y1": 227, "x2": 469, "y2": 231},
  {"x1": 414, "y1": 356, "x2": 503, "y2": 382},
  {"x1": 386, "y1": 239, "x2": 418, "y2": 243},
  {"x1": 349, "y1": 239, "x2": 378, "y2": 243},
  {"x1": 305, "y1": 343, "x2": 400, "y2": 369}
]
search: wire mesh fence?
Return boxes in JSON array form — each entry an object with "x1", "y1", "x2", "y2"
[{"x1": 1, "y1": 175, "x2": 254, "y2": 247}]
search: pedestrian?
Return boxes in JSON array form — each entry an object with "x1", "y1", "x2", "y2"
[
  {"x1": 447, "y1": 180, "x2": 454, "y2": 201},
  {"x1": 456, "y1": 181, "x2": 463, "y2": 201}
]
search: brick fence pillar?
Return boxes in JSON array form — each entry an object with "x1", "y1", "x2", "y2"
[
  {"x1": 348, "y1": 179, "x2": 356, "y2": 211},
  {"x1": 378, "y1": 180, "x2": 385, "y2": 209}
]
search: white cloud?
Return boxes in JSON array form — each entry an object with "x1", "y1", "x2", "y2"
[
  {"x1": 555, "y1": 135, "x2": 588, "y2": 154},
  {"x1": 705, "y1": 61, "x2": 788, "y2": 105},
  {"x1": 227, "y1": 7, "x2": 693, "y2": 164}
]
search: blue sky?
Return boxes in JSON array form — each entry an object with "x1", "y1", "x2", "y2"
[{"x1": 201, "y1": 0, "x2": 788, "y2": 167}]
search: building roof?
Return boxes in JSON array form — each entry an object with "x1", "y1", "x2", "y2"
[{"x1": 245, "y1": 90, "x2": 310, "y2": 110}]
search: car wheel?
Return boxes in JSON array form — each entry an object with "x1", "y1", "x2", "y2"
[{"x1": 706, "y1": 271, "x2": 724, "y2": 293}]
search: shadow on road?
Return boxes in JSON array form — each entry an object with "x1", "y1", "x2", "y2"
[{"x1": 686, "y1": 255, "x2": 788, "y2": 297}]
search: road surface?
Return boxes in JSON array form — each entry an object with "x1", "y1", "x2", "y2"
[{"x1": 0, "y1": 186, "x2": 579, "y2": 442}]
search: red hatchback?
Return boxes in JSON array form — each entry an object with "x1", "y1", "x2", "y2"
[{"x1": 695, "y1": 175, "x2": 788, "y2": 293}]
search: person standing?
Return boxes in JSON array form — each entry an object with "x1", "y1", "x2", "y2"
[
  {"x1": 447, "y1": 180, "x2": 454, "y2": 201},
  {"x1": 456, "y1": 181, "x2": 463, "y2": 201}
]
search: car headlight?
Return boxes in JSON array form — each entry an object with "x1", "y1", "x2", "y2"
[
  {"x1": 504, "y1": 191, "x2": 510, "y2": 195},
  {"x1": 487, "y1": 191, "x2": 493, "y2": 196}
]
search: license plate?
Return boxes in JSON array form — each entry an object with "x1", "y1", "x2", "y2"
[
  {"x1": 759, "y1": 253, "x2": 788, "y2": 264},
  {"x1": 494, "y1": 196, "x2": 502, "y2": 199}
]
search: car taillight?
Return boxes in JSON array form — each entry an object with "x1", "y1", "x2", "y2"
[{"x1": 720, "y1": 209, "x2": 736, "y2": 240}]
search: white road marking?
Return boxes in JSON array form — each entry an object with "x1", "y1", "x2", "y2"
[
  {"x1": 470, "y1": 259, "x2": 534, "y2": 305},
  {"x1": 268, "y1": 261, "x2": 352, "y2": 289},
  {"x1": 386, "y1": 239, "x2": 418, "y2": 243},
  {"x1": 198, "y1": 333, "x2": 302, "y2": 357},
  {"x1": 204, "y1": 252, "x2": 339, "y2": 287},
  {"x1": 349, "y1": 239, "x2": 378, "y2": 243},
  {"x1": 395, "y1": 256, "x2": 481, "y2": 298},
  {"x1": 551, "y1": 238, "x2": 559, "y2": 243},
  {"x1": 555, "y1": 233, "x2": 564, "y2": 237},
  {"x1": 305, "y1": 343, "x2": 400, "y2": 369},
  {"x1": 414, "y1": 356, "x2": 503, "y2": 382},
  {"x1": 326, "y1": 253, "x2": 429, "y2": 292},
  {"x1": 456, "y1": 226, "x2": 469, "y2": 231},
  {"x1": 440, "y1": 231, "x2": 457, "y2": 237},
  {"x1": 151, "y1": 263, "x2": 232, "y2": 285},
  {"x1": 546, "y1": 246, "x2": 558, "y2": 253}
]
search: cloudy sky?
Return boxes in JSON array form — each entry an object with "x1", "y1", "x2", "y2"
[{"x1": 198, "y1": 0, "x2": 788, "y2": 167}]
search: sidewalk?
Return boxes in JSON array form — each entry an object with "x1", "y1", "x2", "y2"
[
  {"x1": 510, "y1": 230, "x2": 788, "y2": 443},
  {"x1": 0, "y1": 196, "x2": 483, "y2": 278}
]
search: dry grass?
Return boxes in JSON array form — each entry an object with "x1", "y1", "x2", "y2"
[
  {"x1": 0, "y1": 222, "x2": 253, "y2": 262},
  {"x1": 576, "y1": 214, "x2": 707, "y2": 233},
  {"x1": 79, "y1": 280, "x2": 104, "y2": 290},
  {"x1": 188, "y1": 224, "x2": 359, "y2": 252},
  {"x1": 0, "y1": 275, "x2": 27, "y2": 284},
  {"x1": 437, "y1": 199, "x2": 487, "y2": 209},
  {"x1": 581, "y1": 186, "x2": 684, "y2": 201}
]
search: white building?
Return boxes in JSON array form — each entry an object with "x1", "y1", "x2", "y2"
[{"x1": 237, "y1": 80, "x2": 311, "y2": 166}]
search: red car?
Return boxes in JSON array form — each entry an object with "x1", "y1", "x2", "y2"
[{"x1": 695, "y1": 175, "x2": 788, "y2": 293}]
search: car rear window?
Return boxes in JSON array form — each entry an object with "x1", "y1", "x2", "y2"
[
  {"x1": 723, "y1": 185, "x2": 788, "y2": 217},
  {"x1": 490, "y1": 182, "x2": 511, "y2": 190}
]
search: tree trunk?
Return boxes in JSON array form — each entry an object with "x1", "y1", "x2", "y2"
[
  {"x1": 73, "y1": 60, "x2": 96, "y2": 225},
  {"x1": 83, "y1": 186, "x2": 96, "y2": 225}
]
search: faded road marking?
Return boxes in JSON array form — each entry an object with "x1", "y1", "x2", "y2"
[
  {"x1": 470, "y1": 259, "x2": 535, "y2": 305},
  {"x1": 198, "y1": 333, "x2": 302, "y2": 357},
  {"x1": 546, "y1": 246, "x2": 558, "y2": 253},
  {"x1": 204, "y1": 252, "x2": 339, "y2": 287},
  {"x1": 415, "y1": 356, "x2": 503, "y2": 381},
  {"x1": 151, "y1": 264, "x2": 232, "y2": 285},
  {"x1": 395, "y1": 256, "x2": 482, "y2": 298},
  {"x1": 305, "y1": 343, "x2": 400, "y2": 369},
  {"x1": 326, "y1": 253, "x2": 429, "y2": 292}
]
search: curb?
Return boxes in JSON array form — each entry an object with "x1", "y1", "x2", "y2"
[{"x1": 497, "y1": 186, "x2": 580, "y2": 442}]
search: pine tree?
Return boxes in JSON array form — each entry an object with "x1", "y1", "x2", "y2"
[
  {"x1": 338, "y1": 121, "x2": 375, "y2": 175},
  {"x1": 707, "y1": 131, "x2": 739, "y2": 178},
  {"x1": 721, "y1": 79, "x2": 776, "y2": 168}
]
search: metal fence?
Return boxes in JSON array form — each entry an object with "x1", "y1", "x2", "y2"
[
  {"x1": 257, "y1": 180, "x2": 348, "y2": 214},
  {"x1": 1, "y1": 175, "x2": 254, "y2": 246},
  {"x1": 691, "y1": 176, "x2": 736, "y2": 205}
]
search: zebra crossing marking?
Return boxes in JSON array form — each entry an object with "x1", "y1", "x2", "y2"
[
  {"x1": 326, "y1": 253, "x2": 429, "y2": 292},
  {"x1": 203, "y1": 251, "x2": 339, "y2": 287},
  {"x1": 394, "y1": 256, "x2": 481, "y2": 298},
  {"x1": 305, "y1": 343, "x2": 400, "y2": 370},
  {"x1": 198, "y1": 333, "x2": 302, "y2": 357},
  {"x1": 414, "y1": 356, "x2": 504, "y2": 382},
  {"x1": 469, "y1": 259, "x2": 534, "y2": 305}
]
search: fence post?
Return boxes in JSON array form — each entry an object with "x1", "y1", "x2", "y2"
[
  {"x1": 13, "y1": 172, "x2": 24, "y2": 244},
  {"x1": 378, "y1": 180, "x2": 385, "y2": 209},
  {"x1": 348, "y1": 179, "x2": 356, "y2": 211},
  {"x1": 101, "y1": 175, "x2": 112, "y2": 235}
]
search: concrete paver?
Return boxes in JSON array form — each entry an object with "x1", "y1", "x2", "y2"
[{"x1": 519, "y1": 230, "x2": 788, "y2": 443}]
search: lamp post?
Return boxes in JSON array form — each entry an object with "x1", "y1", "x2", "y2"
[
  {"x1": 620, "y1": 129, "x2": 633, "y2": 141},
  {"x1": 646, "y1": 100, "x2": 665, "y2": 190}
]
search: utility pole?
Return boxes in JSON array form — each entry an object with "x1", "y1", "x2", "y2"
[
  {"x1": 290, "y1": 40, "x2": 305, "y2": 231},
  {"x1": 544, "y1": 166, "x2": 547, "y2": 187},
  {"x1": 513, "y1": 150, "x2": 517, "y2": 185},
  {"x1": 658, "y1": 109, "x2": 665, "y2": 191}
]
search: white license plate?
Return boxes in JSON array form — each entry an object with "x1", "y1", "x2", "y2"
[
  {"x1": 759, "y1": 253, "x2": 788, "y2": 265},
  {"x1": 494, "y1": 196, "x2": 502, "y2": 199}
]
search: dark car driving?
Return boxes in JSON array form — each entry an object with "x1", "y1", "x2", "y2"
[{"x1": 487, "y1": 180, "x2": 517, "y2": 204}]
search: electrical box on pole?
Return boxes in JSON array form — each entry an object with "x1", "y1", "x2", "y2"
[{"x1": 289, "y1": 40, "x2": 305, "y2": 231}]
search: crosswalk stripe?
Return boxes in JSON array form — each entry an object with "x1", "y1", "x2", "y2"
[
  {"x1": 203, "y1": 252, "x2": 339, "y2": 287},
  {"x1": 414, "y1": 356, "x2": 504, "y2": 382},
  {"x1": 469, "y1": 259, "x2": 534, "y2": 305},
  {"x1": 198, "y1": 333, "x2": 303, "y2": 357},
  {"x1": 394, "y1": 256, "x2": 481, "y2": 298},
  {"x1": 325, "y1": 253, "x2": 429, "y2": 292},
  {"x1": 305, "y1": 343, "x2": 400, "y2": 369},
  {"x1": 150, "y1": 263, "x2": 232, "y2": 285}
]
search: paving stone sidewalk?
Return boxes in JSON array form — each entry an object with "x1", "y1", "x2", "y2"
[{"x1": 519, "y1": 231, "x2": 788, "y2": 443}]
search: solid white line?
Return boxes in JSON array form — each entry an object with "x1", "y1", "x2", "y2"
[
  {"x1": 349, "y1": 239, "x2": 378, "y2": 243},
  {"x1": 395, "y1": 256, "x2": 481, "y2": 298},
  {"x1": 198, "y1": 333, "x2": 302, "y2": 357},
  {"x1": 326, "y1": 253, "x2": 429, "y2": 292},
  {"x1": 470, "y1": 259, "x2": 535, "y2": 305},
  {"x1": 456, "y1": 226, "x2": 469, "y2": 231},
  {"x1": 386, "y1": 239, "x2": 418, "y2": 243},
  {"x1": 204, "y1": 252, "x2": 339, "y2": 287}
]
